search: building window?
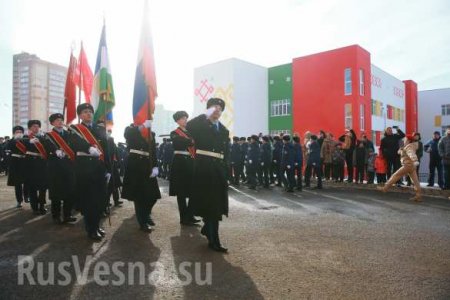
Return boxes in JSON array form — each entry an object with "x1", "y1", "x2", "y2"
[
  {"x1": 344, "y1": 68, "x2": 352, "y2": 95},
  {"x1": 441, "y1": 104, "x2": 450, "y2": 115},
  {"x1": 360, "y1": 104, "x2": 365, "y2": 131},
  {"x1": 359, "y1": 69, "x2": 364, "y2": 96},
  {"x1": 344, "y1": 103, "x2": 352, "y2": 128},
  {"x1": 270, "y1": 129, "x2": 291, "y2": 136},
  {"x1": 271, "y1": 99, "x2": 291, "y2": 117}
]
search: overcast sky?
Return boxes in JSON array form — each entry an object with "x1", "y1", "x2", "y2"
[{"x1": 0, "y1": 0, "x2": 449, "y2": 137}]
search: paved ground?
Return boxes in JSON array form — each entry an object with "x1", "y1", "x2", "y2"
[{"x1": 1, "y1": 175, "x2": 450, "y2": 299}]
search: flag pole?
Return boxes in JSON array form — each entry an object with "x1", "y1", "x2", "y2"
[{"x1": 78, "y1": 41, "x2": 83, "y2": 124}]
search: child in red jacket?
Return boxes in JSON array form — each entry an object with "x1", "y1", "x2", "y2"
[{"x1": 375, "y1": 148, "x2": 387, "y2": 184}]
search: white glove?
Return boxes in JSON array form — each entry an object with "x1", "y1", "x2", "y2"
[
  {"x1": 261, "y1": 162, "x2": 264, "y2": 166},
  {"x1": 150, "y1": 167, "x2": 159, "y2": 178},
  {"x1": 56, "y1": 149, "x2": 66, "y2": 158},
  {"x1": 287, "y1": 165, "x2": 291, "y2": 169},
  {"x1": 312, "y1": 163, "x2": 316, "y2": 166},
  {"x1": 294, "y1": 163, "x2": 298, "y2": 166},
  {"x1": 413, "y1": 161, "x2": 420, "y2": 167},
  {"x1": 105, "y1": 173, "x2": 111, "y2": 184},
  {"x1": 143, "y1": 120, "x2": 152, "y2": 128},
  {"x1": 89, "y1": 146, "x2": 101, "y2": 157},
  {"x1": 249, "y1": 160, "x2": 253, "y2": 164},
  {"x1": 30, "y1": 138, "x2": 39, "y2": 144},
  {"x1": 205, "y1": 107, "x2": 216, "y2": 118},
  {"x1": 36, "y1": 131, "x2": 45, "y2": 137},
  {"x1": 273, "y1": 160, "x2": 277, "y2": 163}
]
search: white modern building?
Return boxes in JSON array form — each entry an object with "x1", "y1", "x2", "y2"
[{"x1": 193, "y1": 58, "x2": 268, "y2": 137}]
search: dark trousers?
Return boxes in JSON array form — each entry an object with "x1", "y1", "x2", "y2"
[
  {"x1": 260, "y1": 163, "x2": 270, "y2": 187},
  {"x1": 134, "y1": 197, "x2": 156, "y2": 227},
  {"x1": 51, "y1": 198, "x2": 73, "y2": 219},
  {"x1": 345, "y1": 150, "x2": 353, "y2": 181},
  {"x1": 367, "y1": 171, "x2": 375, "y2": 184},
  {"x1": 203, "y1": 219, "x2": 221, "y2": 246},
  {"x1": 294, "y1": 164, "x2": 303, "y2": 190},
  {"x1": 177, "y1": 196, "x2": 193, "y2": 222},
  {"x1": 443, "y1": 164, "x2": 450, "y2": 189},
  {"x1": 333, "y1": 163, "x2": 345, "y2": 181},
  {"x1": 281, "y1": 167, "x2": 296, "y2": 190},
  {"x1": 428, "y1": 159, "x2": 443, "y2": 187},
  {"x1": 355, "y1": 165, "x2": 365, "y2": 183},
  {"x1": 323, "y1": 163, "x2": 332, "y2": 180},
  {"x1": 270, "y1": 161, "x2": 277, "y2": 183},
  {"x1": 305, "y1": 164, "x2": 322, "y2": 188},
  {"x1": 14, "y1": 184, "x2": 24, "y2": 203},
  {"x1": 376, "y1": 173, "x2": 387, "y2": 183},
  {"x1": 386, "y1": 156, "x2": 401, "y2": 183},
  {"x1": 29, "y1": 188, "x2": 46, "y2": 211},
  {"x1": 231, "y1": 163, "x2": 243, "y2": 184},
  {"x1": 273, "y1": 162, "x2": 282, "y2": 185}
]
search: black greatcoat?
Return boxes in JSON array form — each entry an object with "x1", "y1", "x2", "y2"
[
  {"x1": 121, "y1": 126, "x2": 161, "y2": 202},
  {"x1": 41, "y1": 129, "x2": 76, "y2": 201},
  {"x1": 169, "y1": 128, "x2": 194, "y2": 197},
  {"x1": 6, "y1": 139, "x2": 27, "y2": 186},
  {"x1": 186, "y1": 114, "x2": 229, "y2": 220},
  {"x1": 24, "y1": 136, "x2": 48, "y2": 190}
]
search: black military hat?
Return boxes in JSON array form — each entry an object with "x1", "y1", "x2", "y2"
[
  {"x1": 13, "y1": 125, "x2": 24, "y2": 133},
  {"x1": 49, "y1": 113, "x2": 64, "y2": 124},
  {"x1": 273, "y1": 136, "x2": 281, "y2": 141},
  {"x1": 262, "y1": 135, "x2": 270, "y2": 142},
  {"x1": 233, "y1": 136, "x2": 239, "y2": 142},
  {"x1": 239, "y1": 137, "x2": 246, "y2": 141},
  {"x1": 77, "y1": 103, "x2": 94, "y2": 115},
  {"x1": 206, "y1": 97, "x2": 225, "y2": 111},
  {"x1": 27, "y1": 120, "x2": 41, "y2": 129},
  {"x1": 173, "y1": 111, "x2": 189, "y2": 122},
  {"x1": 282, "y1": 135, "x2": 291, "y2": 141},
  {"x1": 250, "y1": 134, "x2": 259, "y2": 141}
]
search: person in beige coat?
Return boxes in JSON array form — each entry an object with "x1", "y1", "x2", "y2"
[
  {"x1": 377, "y1": 134, "x2": 422, "y2": 202},
  {"x1": 321, "y1": 133, "x2": 336, "y2": 180}
]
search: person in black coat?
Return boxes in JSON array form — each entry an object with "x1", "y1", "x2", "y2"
[
  {"x1": 305, "y1": 135, "x2": 322, "y2": 189},
  {"x1": 24, "y1": 120, "x2": 49, "y2": 215},
  {"x1": 70, "y1": 103, "x2": 111, "y2": 241},
  {"x1": 7, "y1": 126, "x2": 27, "y2": 208},
  {"x1": 162, "y1": 139, "x2": 174, "y2": 179},
  {"x1": 272, "y1": 136, "x2": 283, "y2": 186},
  {"x1": 246, "y1": 135, "x2": 260, "y2": 190},
  {"x1": 104, "y1": 129, "x2": 123, "y2": 209},
  {"x1": 230, "y1": 136, "x2": 243, "y2": 185},
  {"x1": 239, "y1": 137, "x2": 247, "y2": 182},
  {"x1": 293, "y1": 136, "x2": 303, "y2": 191},
  {"x1": 42, "y1": 113, "x2": 77, "y2": 224},
  {"x1": 281, "y1": 135, "x2": 296, "y2": 192},
  {"x1": 186, "y1": 98, "x2": 229, "y2": 253},
  {"x1": 380, "y1": 126, "x2": 405, "y2": 184},
  {"x1": 424, "y1": 131, "x2": 443, "y2": 188},
  {"x1": 169, "y1": 111, "x2": 200, "y2": 226},
  {"x1": 122, "y1": 120, "x2": 161, "y2": 233},
  {"x1": 260, "y1": 136, "x2": 272, "y2": 188}
]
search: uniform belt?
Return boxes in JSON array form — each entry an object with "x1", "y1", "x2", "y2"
[
  {"x1": 12, "y1": 154, "x2": 25, "y2": 158},
  {"x1": 76, "y1": 152, "x2": 99, "y2": 158},
  {"x1": 174, "y1": 150, "x2": 191, "y2": 156},
  {"x1": 196, "y1": 149, "x2": 224, "y2": 159},
  {"x1": 129, "y1": 149, "x2": 150, "y2": 156},
  {"x1": 26, "y1": 151, "x2": 43, "y2": 158}
]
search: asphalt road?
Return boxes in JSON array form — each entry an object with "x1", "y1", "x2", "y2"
[{"x1": 1, "y1": 175, "x2": 450, "y2": 299}]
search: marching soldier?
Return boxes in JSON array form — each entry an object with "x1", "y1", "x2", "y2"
[
  {"x1": 186, "y1": 97, "x2": 229, "y2": 252},
  {"x1": 239, "y1": 137, "x2": 248, "y2": 183},
  {"x1": 7, "y1": 126, "x2": 27, "y2": 208},
  {"x1": 230, "y1": 137, "x2": 243, "y2": 185},
  {"x1": 272, "y1": 136, "x2": 283, "y2": 186},
  {"x1": 162, "y1": 139, "x2": 174, "y2": 179},
  {"x1": 293, "y1": 136, "x2": 304, "y2": 191},
  {"x1": 281, "y1": 135, "x2": 296, "y2": 192},
  {"x1": 260, "y1": 136, "x2": 272, "y2": 188},
  {"x1": 169, "y1": 111, "x2": 200, "y2": 225},
  {"x1": 70, "y1": 103, "x2": 110, "y2": 240},
  {"x1": 25, "y1": 120, "x2": 48, "y2": 215},
  {"x1": 42, "y1": 113, "x2": 77, "y2": 224},
  {"x1": 105, "y1": 128, "x2": 123, "y2": 208},
  {"x1": 246, "y1": 135, "x2": 260, "y2": 190},
  {"x1": 121, "y1": 121, "x2": 161, "y2": 232}
]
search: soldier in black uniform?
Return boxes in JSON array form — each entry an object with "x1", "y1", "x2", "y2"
[
  {"x1": 246, "y1": 135, "x2": 260, "y2": 190},
  {"x1": 281, "y1": 135, "x2": 296, "y2": 192},
  {"x1": 25, "y1": 120, "x2": 48, "y2": 215},
  {"x1": 186, "y1": 98, "x2": 229, "y2": 252},
  {"x1": 169, "y1": 111, "x2": 200, "y2": 226},
  {"x1": 105, "y1": 128, "x2": 123, "y2": 209},
  {"x1": 272, "y1": 136, "x2": 283, "y2": 186},
  {"x1": 7, "y1": 126, "x2": 27, "y2": 208},
  {"x1": 122, "y1": 120, "x2": 161, "y2": 232},
  {"x1": 70, "y1": 103, "x2": 110, "y2": 240},
  {"x1": 230, "y1": 136, "x2": 242, "y2": 185},
  {"x1": 42, "y1": 113, "x2": 77, "y2": 224},
  {"x1": 260, "y1": 136, "x2": 272, "y2": 188}
]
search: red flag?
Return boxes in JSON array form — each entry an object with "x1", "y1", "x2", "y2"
[
  {"x1": 64, "y1": 52, "x2": 77, "y2": 124},
  {"x1": 74, "y1": 42, "x2": 93, "y2": 103}
]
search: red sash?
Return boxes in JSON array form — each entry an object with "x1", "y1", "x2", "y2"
[
  {"x1": 29, "y1": 134, "x2": 48, "y2": 159},
  {"x1": 15, "y1": 141, "x2": 27, "y2": 154},
  {"x1": 47, "y1": 131, "x2": 76, "y2": 161},
  {"x1": 73, "y1": 124, "x2": 104, "y2": 161},
  {"x1": 175, "y1": 128, "x2": 196, "y2": 158}
]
